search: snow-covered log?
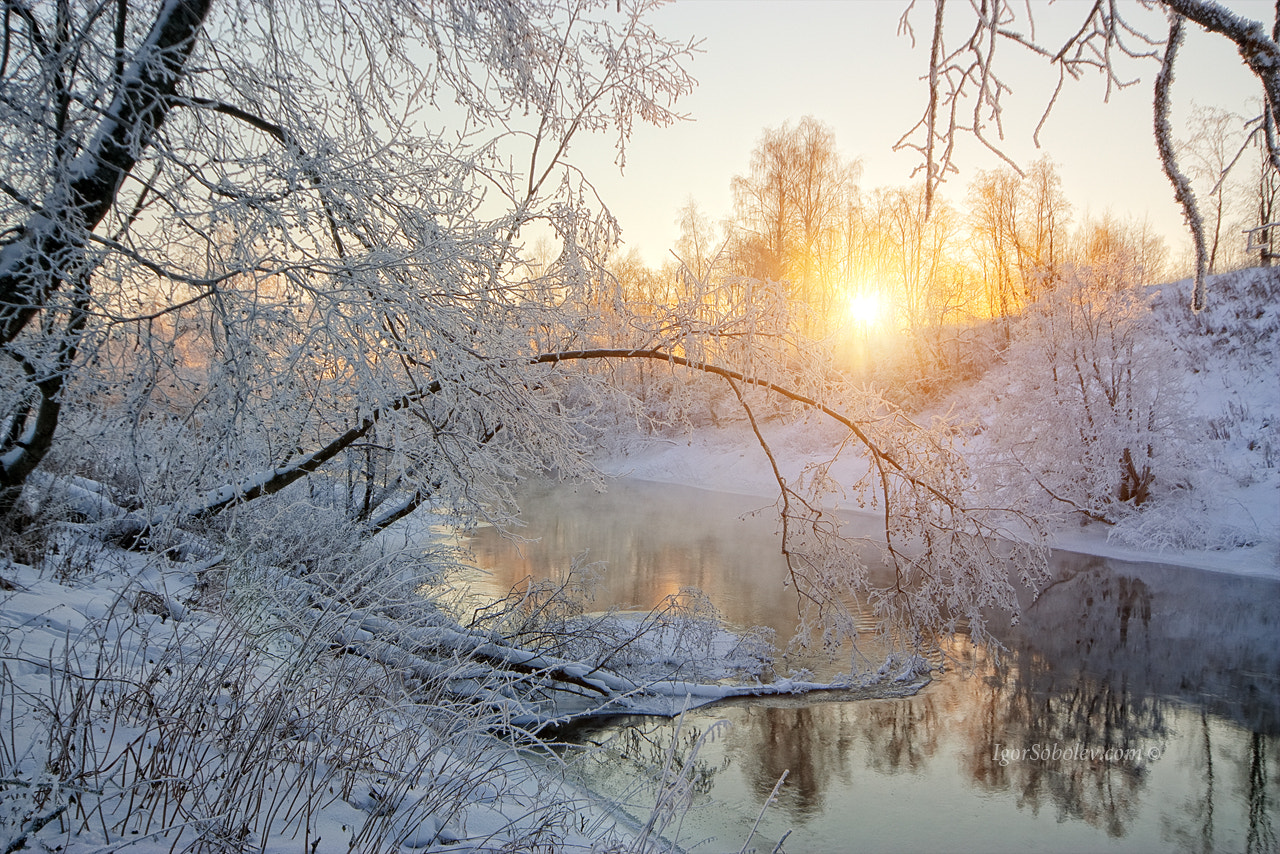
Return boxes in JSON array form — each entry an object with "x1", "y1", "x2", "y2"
[{"x1": 271, "y1": 576, "x2": 929, "y2": 729}]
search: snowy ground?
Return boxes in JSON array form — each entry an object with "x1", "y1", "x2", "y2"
[
  {"x1": 0, "y1": 502, "x2": 918, "y2": 854},
  {"x1": 595, "y1": 269, "x2": 1280, "y2": 580},
  {"x1": 594, "y1": 413, "x2": 1278, "y2": 578},
  {"x1": 0, "y1": 545, "x2": 648, "y2": 853}
]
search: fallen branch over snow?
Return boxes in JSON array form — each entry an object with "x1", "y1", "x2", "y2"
[{"x1": 274, "y1": 576, "x2": 930, "y2": 729}]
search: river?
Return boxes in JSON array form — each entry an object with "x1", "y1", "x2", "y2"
[{"x1": 458, "y1": 478, "x2": 1279, "y2": 853}]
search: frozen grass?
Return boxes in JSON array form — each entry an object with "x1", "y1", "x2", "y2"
[
  {"x1": 0, "y1": 491, "x2": 819, "y2": 853},
  {"x1": 0, "y1": 507, "x2": 647, "y2": 853}
]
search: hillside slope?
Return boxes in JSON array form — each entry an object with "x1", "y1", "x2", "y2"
[{"x1": 597, "y1": 268, "x2": 1279, "y2": 576}]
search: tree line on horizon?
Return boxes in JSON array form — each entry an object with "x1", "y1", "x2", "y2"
[{"x1": 582, "y1": 111, "x2": 1273, "y2": 375}]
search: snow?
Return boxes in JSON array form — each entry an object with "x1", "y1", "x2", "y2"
[
  {"x1": 0, "y1": 540, "x2": 895, "y2": 853},
  {"x1": 0, "y1": 551, "x2": 643, "y2": 853},
  {"x1": 594, "y1": 269, "x2": 1279, "y2": 580},
  {"x1": 597, "y1": 418, "x2": 1277, "y2": 578},
  {"x1": 0, "y1": 497, "x2": 902, "y2": 853}
]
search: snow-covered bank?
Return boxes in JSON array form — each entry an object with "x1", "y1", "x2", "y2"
[
  {"x1": 0, "y1": 546, "x2": 654, "y2": 853},
  {"x1": 0, "y1": 483, "x2": 920, "y2": 853},
  {"x1": 597, "y1": 420, "x2": 1277, "y2": 577},
  {"x1": 591, "y1": 270, "x2": 1280, "y2": 581}
]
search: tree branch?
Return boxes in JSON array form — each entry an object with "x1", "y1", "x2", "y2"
[
  {"x1": 1153, "y1": 13, "x2": 1208, "y2": 311},
  {"x1": 0, "y1": 0, "x2": 215, "y2": 345},
  {"x1": 530, "y1": 347, "x2": 958, "y2": 508}
]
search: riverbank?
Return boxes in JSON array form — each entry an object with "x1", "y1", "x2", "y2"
[
  {"x1": 590, "y1": 364, "x2": 1278, "y2": 581},
  {"x1": 586, "y1": 271, "x2": 1279, "y2": 581},
  {"x1": 594, "y1": 417, "x2": 1278, "y2": 579}
]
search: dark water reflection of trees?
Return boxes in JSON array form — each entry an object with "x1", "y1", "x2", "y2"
[{"x1": 719, "y1": 553, "x2": 1279, "y2": 846}]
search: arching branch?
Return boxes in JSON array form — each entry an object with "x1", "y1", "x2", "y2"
[{"x1": 530, "y1": 347, "x2": 957, "y2": 507}]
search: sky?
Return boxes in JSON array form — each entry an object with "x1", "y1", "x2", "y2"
[{"x1": 572, "y1": 0, "x2": 1268, "y2": 270}]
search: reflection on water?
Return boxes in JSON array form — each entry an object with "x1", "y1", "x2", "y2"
[
  {"x1": 465, "y1": 480, "x2": 1280, "y2": 853},
  {"x1": 462, "y1": 479, "x2": 888, "y2": 673},
  {"x1": 463, "y1": 480, "x2": 797, "y2": 625}
]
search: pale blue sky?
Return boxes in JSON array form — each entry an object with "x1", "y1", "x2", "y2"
[{"x1": 575, "y1": 0, "x2": 1265, "y2": 268}]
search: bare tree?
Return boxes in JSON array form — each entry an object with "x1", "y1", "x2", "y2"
[
  {"x1": 731, "y1": 124, "x2": 797, "y2": 284},
  {"x1": 729, "y1": 116, "x2": 859, "y2": 337},
  {"x1": 1252, "y1": 122, "x2": 1280, "y2": 266},
  {"x1": 790, "y1": 117, "x2": 860, "y2": 325},
  {"x1": 898, "y1": 0, "x2": 1280, "y2": 310},
  {"x1": 967, "y1": 166, "x2": 1024, "y2": 333},
  {"x1": 1179, "y1": 105, "x2": 1249, "y2": 273},
  {"x1": 883, "y1": 183, "x2": 963, "y2": 362},
  {"x1": 1018, "y1": 157, "x2": 1072, "y2": 292},
  {"x1": 673, "y1": 199, "x2": 722, "y2": 284}
]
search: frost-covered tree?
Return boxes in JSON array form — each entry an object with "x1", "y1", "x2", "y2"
[
  {"x1": 971, "y1": 249, "x2": 1185, "y2": 524},
  {"x1": 882, "y1": 183, "x2": 966, "y2": 362},
  {"x1": 0, "y1": 0, "x2": 696, "y2": 520},
  {"x1": 729, "y1": 116, "x2": 859, "y2": 337},
  {"x1": 899, "y1": 0, "x2": 1280, "y2": 310},
  {"x1": 1179, "y1": 105, "x2": 1250, "y2": 273},
  {"x1": 967, "y1": 166, "x2": 1025, "y2": 330},
  {"x1": 0, "y1": 0, "x2": 1057, "y2": 676},
  {"x1": 965, "y1": 157, "x2": 1071, "y2": 331}
]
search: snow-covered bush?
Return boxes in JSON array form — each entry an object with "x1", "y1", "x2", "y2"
[
  {"x1": 468, "y1": 556, "x2": 775, "y2": 686},
  {"x1": 1155, "y1": 267, "x2": 1280, "y2": 484},
  {"x1": 970, "y1": 259, "x2": 1187, "y2": 524},
  {"x1": 1108, "y1": 266, "x2": 1280, "y2": 551}
]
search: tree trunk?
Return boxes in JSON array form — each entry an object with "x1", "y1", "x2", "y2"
[{"x1": 0, "y1": 0, "x2": 214, "y2": 513}]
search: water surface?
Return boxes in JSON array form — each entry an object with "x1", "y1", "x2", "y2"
[{"x1": 461, "y1": 479, "x2": 1279, "y2": 853}]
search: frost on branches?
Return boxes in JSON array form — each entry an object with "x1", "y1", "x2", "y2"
[
  {"x1": 900, "y1": 0, "x2": 1280, "y2": 310},
  {"x1": 966, "y1": 257, "x2": 1188, "y2": 530},
  {"x1": 0, "y1": 0, "x2": 1059, "y2": 742},
  {"x1": 0, "y1": 0, "x2": 696, "y2": 523},
  {"x1": 0, "y1": 1, "x2": 1071, "y2": 848}
]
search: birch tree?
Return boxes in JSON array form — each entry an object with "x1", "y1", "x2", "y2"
[
  {"x1": 899, "y1": 0, "x2": 1280, "y2": 310},
  {"x1": 729, "y1": 116, "x2": 859, "y2": 338},
  {"x1": 1179, "y1": 105, "x2": 1249, "y2": 273}
]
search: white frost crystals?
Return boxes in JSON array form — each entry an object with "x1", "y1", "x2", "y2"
[
  {"x1": 960, "y1": 265, "x2": 1279, "y2": 555},
  {"x1": 0, "y1": 0, "x2": 697, "y2": 525}
]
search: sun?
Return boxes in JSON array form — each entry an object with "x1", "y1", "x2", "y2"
[{"x1": 845, "y1": 292, "x2": 881, "y2": 329}]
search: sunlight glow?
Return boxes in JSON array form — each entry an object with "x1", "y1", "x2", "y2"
[{"x1": 845, "y1": 292, "x2": 882, "y2": 329}]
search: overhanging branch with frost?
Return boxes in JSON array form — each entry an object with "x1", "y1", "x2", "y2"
[
  {"x1": 901, "y1": 0, "x2": 1280, "y2": 310},
  {"x1": 101, "y1": 345, "x2": 961, "y2": 527},
  {"x1": 63, "y1": 342, "x2": 1044, "y2": 656}
]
